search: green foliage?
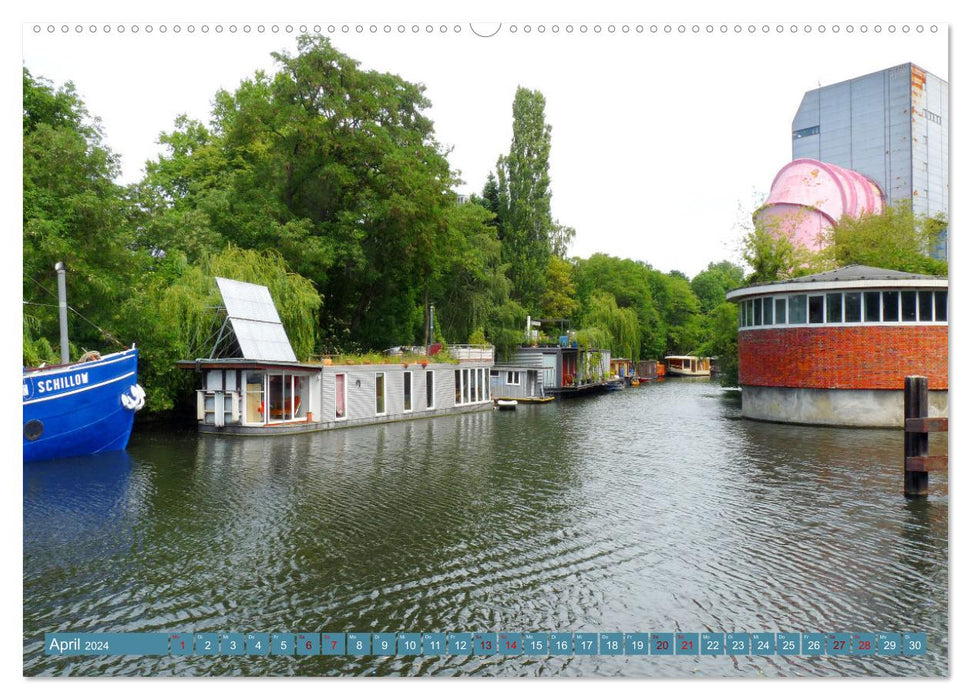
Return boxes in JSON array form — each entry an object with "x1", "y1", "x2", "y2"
[
  {"x1": 582, "y1": 291, "x2": 640, "y2": 361},
  {"x1": 647, "y1": 272, "x2": 704, "y2": 355},
  {"x1": 572, "y1": 254, "x2": 664, "y2": 359},
  {"x1": 690, "y1": 260, "x2": 746, "y2": 314},
  {"x1": 495, "y1": 87, "x2": 555, "y2": 312},
  {"x1": 741, "y1": 220, "x2": 827, "y2": 284},
  {"x1": 143, "y1": 35, "x2": 457, "y2": 349},
  {"x1": 119, "y1": 246, "x2": 321, "y2": 411},
  {"x1": 468, "y1": 328, "x2": 487, "y2": 345},
  {"x1": 826, "y1": 204, "x2": 948, "y2": 275},
  {"x1": 23, "y1": 68, "x2": 140, "y2": 362},
  {"x1": 540, "y1": 256, "x2": 579, "y2": 320},
  {"x1": 697, "y1": 302, "x2": 739, "y2": 386}
]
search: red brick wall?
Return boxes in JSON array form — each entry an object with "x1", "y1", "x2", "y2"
[{"x1": 738, "y1": 326, "x2": 948, "y2": 390}]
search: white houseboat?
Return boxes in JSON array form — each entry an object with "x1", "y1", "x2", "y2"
[
  {"x1": 663, "y1": 355, "x2": 711, "y2": 377},
  {"x1": 178, "y1": 278, "x2": 494, "y2": 435}
]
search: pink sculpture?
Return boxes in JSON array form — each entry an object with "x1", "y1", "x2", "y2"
[{"x1": 755, "y1": 159, "x2": 885, "y2": 249}]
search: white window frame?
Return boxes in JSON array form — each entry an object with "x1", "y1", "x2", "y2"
[
  {"x1": 425, "y1": 370, "x2": 435, "y2": 410},
  {"x1": 375, "y1": 371, "x2": 387, "y2": 416},
  {"x1": 335, "y1": 372, "x2": 348, "y2": 421},
  {"x1": 403, "y1": 370, "x2": 413, "y2": 413}
]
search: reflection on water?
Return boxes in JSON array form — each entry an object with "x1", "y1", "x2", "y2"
[{"x1": 23, "y1": 380, "x2": 948, "y2": 676}]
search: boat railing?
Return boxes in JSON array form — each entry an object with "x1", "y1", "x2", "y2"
[{"x1": 448, "y1": 344, "x2": 495, "y2": 362}]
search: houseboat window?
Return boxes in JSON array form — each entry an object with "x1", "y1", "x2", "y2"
[
  {"x1": 463, "y1": 369, "x2": 471, "y2": 404},
  {"x1": 480, "y1": 369, "x2": 487, "y2": 401},
  {"x1": 467, "y1": 369, "x2": 475, "y2": 404},
  {"x1": 774, "y1": 298, "x2": 786, "y2": 324},
  {"x1": 762, "y1": 297, "x2": 773, "y2": 325},
  {"x1": 267, "y1": 374, "x2": 286, "y2": 421},
  {"x1": 934, "y1": 291, "x2": 947, "y2": 322},
  {"x1": 476, "y1": 369, "x2": 483, "y2": 401},
  {"x1": 490, "y1": 369, "x2": 499, "y2": 377},
  {"x1": 808, "y1": 295, "x2": 824, "y2": 324},
  {"x1": 881, "y1": 291, "x2": 899, "y2": 322},
  {"x1": 900, "y1": 291, "x2": 917, "y2": 322},
  {"x1": 245, "y1": 372, "x2": 265, "y2": 424},
  {"x1": 454, "y1": 370, "x2": 462, "y2": 403},
  {"x1": 426, "y1": 370, "x2": 435, "y2": 409},
  {"x1": 864, "y1": 292, "x2": 881, "y2": 322},
  {"x1": 738, "y1": 305, "x2": 744, "y2": 328},
  {"x1": 375, "y1": 372, "x2": 386, "y2": 415},
  {"x1": 292, "y1": 376, "x2": 308, "y2": 420},
  {"x1": 788, "y1": 295, "x2": 807, "y2": 324},
  {"x1": 335, "y1": 373, "x2": 347, "y2": 419},
  {"x1": 753, "y1": 298, "x2": 763, "y2": 326},
  {"x1": 403, "y1": 371, "x2": 412, "y2": 412},
  {"x1": 844, "y1": 292, "x2": 862, "y2": 322},
  {"x1": 826, "y1": 293, "x2": 843, "y2": 323},
  {"x1": 507, "y1": 371, "x2": 521, "y2": 385},
  {"x1": 919, "y1": 291, "x2": 934, "y2": 321}
]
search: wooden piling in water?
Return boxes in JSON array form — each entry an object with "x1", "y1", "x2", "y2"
[{"x1": 903, "y1": 375, "x2": 948, "y2": 497}]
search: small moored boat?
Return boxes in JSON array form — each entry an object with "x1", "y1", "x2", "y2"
[
  {"x1": 495, "y1": 399, "x2": 518, "y2": 410},
  {"x1": 663, "y1": 355, "x2": 711, "y2": 377}
]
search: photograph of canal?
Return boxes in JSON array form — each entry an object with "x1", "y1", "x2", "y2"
[{"x1": 20, "y1": 8, "x2": 950, "y2": 681}]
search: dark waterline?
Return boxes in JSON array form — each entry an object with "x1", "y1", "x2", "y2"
[{"x1": 23, "y1": 379, "x2": 948, "y2": 676}]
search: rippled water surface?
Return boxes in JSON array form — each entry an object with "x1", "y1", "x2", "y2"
[{"x1": 23, "y1": 379, "x2": 948, "y2": 676}]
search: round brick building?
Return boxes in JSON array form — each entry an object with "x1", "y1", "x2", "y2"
[{"x1": 725, "y1": 265, "x2": 948, "y2": 427}]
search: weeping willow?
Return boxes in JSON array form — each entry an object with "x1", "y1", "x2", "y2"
[
  {"x1": 582, "y1": 290, "x2": 641, "y2": 361},
  {"x1": 159, "y1": 244, "x2": 322, "y2": 362}
]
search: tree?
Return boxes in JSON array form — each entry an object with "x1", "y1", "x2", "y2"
[
  {"x1": 691, "y1": 261, "x2": 745, "y2": 314},
  {"x1": 23, "y1": 69, "x2": 138, "y2": 363},
  {"x1": 697, "y1": 302, "x2": 740, "y2": 386},
  {"x1": 583, "y1": 291, "x2": 641, "y2": 361},
  {"x1": 143, "y1": 36, "x2": 459, "y2": 349},
  {"x1": 826, "y1": 204, "x2": 947, "y2": 275},
  {"x1": 120, "y1": 245, "x2": 321, "y2": 411},
  {"x1": 495, "y1": 87, "x2": 555, "y2": 312},
  {"x1": 540, "y1": 256, "x2": 579, "y2": 320},
  {"x1": 740, "y1": 220, "x2": 826, "y2": 283}
]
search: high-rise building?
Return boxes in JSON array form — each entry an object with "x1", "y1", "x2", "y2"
[{"x1": 791, "y1": 63, "x2": 948, "y2": 258}]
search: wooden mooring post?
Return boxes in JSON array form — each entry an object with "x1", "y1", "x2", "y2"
[{"x1": 904, "y1": 375, "x2": 948, "y2": 497}]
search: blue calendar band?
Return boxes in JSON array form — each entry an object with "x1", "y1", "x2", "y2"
[{"x1": 44, "y1": 631, "x2": 927, "y2": 657}]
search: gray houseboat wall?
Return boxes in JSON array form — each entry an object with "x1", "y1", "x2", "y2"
[
  {"x1": 489, "y1": 366, "x2": 545, "y2": 401},
  {"x1": 319, "y1": 362, "x2": 493, "y2": 429}
]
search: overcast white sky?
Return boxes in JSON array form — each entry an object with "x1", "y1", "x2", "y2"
[{"x1": 19, "y1": 8, "x2": 947, "y2": 277}]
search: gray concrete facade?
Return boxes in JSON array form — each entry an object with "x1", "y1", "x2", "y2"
[
  {"x1": 741, "y1": 385, "x2": 948, "y2": 428},
  {"x1": 792, "y1": 63, "x2": 948, "y2": 258}
]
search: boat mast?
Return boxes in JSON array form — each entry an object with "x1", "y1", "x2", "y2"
[{"x1": 55, "y1": 261, "x2": 70, "y2": 364}]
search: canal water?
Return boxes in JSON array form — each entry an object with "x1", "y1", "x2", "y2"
[{"x1": 23, "y1": 379, "x2": 948, "y2": 676}]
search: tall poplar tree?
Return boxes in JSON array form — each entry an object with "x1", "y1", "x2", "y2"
[{"x1": 495, "y1": 87, "x2": 554, "y2": 313}]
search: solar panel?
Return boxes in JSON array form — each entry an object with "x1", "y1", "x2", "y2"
[
  {"x1": 216, "y1": 277, "x2": 284, "y2": 324},
  {"x1": 215, "y1": 278, "x2": 297, "y2": 362}
]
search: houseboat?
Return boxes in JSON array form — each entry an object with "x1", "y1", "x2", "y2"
[
  {"x1": 609, "y1": 357, "x2": 636, "y2": 386},
  {"x1": 489, "y1": 365, "x2": 552, "y2": 404},
  {"x1": 178, "y1": 278, "x2": 494, "y2": 435},
  {"x1": 663, "y1": 355, "x2": 711, "y2": 377},
  {"x1": 510, "y1": 344, "x2": 612, "y2": 397},
  {"x1": 635, "y1": 359, "x2": 658, "y2": 382}
]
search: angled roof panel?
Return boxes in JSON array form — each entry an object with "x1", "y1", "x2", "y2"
[
  {"x1": 215, "y1": 277, "x2": 297, "y2": 362},
  {"x1": 216, "y1": 277, "x2": 283, "y2": 324},
  {"x1": 229, "y1": 319, "x2": 297, "y2": 363}
]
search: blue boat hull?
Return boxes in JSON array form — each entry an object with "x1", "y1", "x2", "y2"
[{"x1": 23, "y1": 348, "x2": 141, "y2": 463}]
